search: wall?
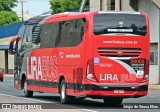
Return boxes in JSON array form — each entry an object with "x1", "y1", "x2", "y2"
[
  {"x1": 121, "y1": 0, "x2": 134, "y2": 11},
  {"x1": 0, "y1": 51, "x2": 5, "y2": 70},
  {"x1": 138, "y1": 0, "x2": 159, "y2": 43},
  {"x1": 0, "y1": 51, "x2": 14, "y2": 73},
  {"x1": 138, "y1": 0, "x2": 160, "y2": 84},
  {"x1": 149, "y1": 66, "x2": 159, "y2": 84},
  {"x1": 84, "y1": 0, "x2": 133, "y2": 12},
  {"x1": 90, "y1": 0, "x2": 100, "y2": 11},
  {"x1": 0, "y1": 37, "x2": 15, "y2": 73}
]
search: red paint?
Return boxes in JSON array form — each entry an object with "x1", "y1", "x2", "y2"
[
  {"x1": 14, "y1": 84, "x2": 21, "y2": 89},
  {"x1": 12, "y1": 11, "x2": 150, "y2": 100}
]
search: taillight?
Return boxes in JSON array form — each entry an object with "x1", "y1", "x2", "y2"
[
  {"x1": 86, "y1": 59, "x2": 98, "y2": 82},
  {"x1": 141, "y1": 60, "x2": 149, "y2": 82}
]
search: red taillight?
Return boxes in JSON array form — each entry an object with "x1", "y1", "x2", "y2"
[
  {"x1": 86, "y1": 59, "x2": 98, "y2": 82},
  {"x1": 142, "y1": 60, "x2": 149, "y2": 82}
]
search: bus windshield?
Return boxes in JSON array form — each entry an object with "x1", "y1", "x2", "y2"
[{"x1": 93, "y1": 13, "x2": 147, "y2": 36}]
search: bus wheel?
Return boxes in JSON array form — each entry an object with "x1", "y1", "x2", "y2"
[
  {"x1": 60, "y1": 79, "x2": 73, "y2": 104},
  {"x1": 24, "y1": 79, "x2": 33, "y2": 97},
  {"x1": 0, "y1": 78, "x2": 3, "y2": 82},
  {"x1": 103, "y1": 97, "x2": 123, "y2": 105}
]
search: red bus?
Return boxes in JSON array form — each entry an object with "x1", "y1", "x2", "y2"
[{"x1": 9, "y1": 11, "x2": 150, "y2": 104}]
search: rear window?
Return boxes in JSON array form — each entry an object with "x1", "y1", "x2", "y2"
[{"x1": 94, "y1": 13, "x2": 147, "y2": 36}]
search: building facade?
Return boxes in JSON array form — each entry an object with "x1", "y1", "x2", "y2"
[
  {"x1": 0, "y1": 37, "x2": 15, "y2": 73},
  {"x1": 130, "y1": 0, "x2": 160, "y2": 84},
  {"x1": 80, "y1": 0, "x2": 134, "y2": 12}
]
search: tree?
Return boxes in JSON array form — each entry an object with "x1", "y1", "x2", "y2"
[
  {"x1": 0, "y1": 0, "x2": 20, "y2": 26},
  {"x1": 50, "y1": 0, "x2": 81, "y2": 14},
  {"x1": 0, "y1": 11, "x2": 20, "y2": 27},
  {"x1": 0, "y1": 0, "x2": 18, "y2": 11},
  {"x1": 50, "y1": 0, "x2": 62, "y2": 14}
]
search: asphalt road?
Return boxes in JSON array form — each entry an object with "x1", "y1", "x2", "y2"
[{"x1": 0, "y1": 76, "x2": 160, "y2": 112}]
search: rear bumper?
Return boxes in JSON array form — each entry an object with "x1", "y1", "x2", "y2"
[{"x1": 83, "y1": 81, "x2": 148, "y2": 98}]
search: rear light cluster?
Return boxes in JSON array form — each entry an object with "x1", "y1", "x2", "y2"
[
  {"x1": 142, "y1": 60, "x2": 149, "y2": 82},
  {"x1": 86, "y1": 59, "x2": 98, "y2": 82}
]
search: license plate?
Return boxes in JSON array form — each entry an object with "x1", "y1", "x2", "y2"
[{"x1": 114, "y1": 90, "x2": 125, "y2": 94}]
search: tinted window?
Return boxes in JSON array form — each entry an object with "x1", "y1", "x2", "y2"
[
  {"x1": 40, "y1": 18, "x2": 86, "y2": 48},
  {"x1": 41, "y1": 23, "x2": 54, "y2": 48},
  {"x1": 18, "y1": 25, "x2": 25, "y2": 37},
  {"x1": 94, "y1": 14, "x2": 147, "y2": 36},
  {"x1": 32, "y1": 24, "x2": 42, "y2": 48},
  {"x1": 21, "y1": 25, "x2": 33, "y2": 52},
  {"x1": 17, "y1": 25, "x2": 25, "y2": 53}
]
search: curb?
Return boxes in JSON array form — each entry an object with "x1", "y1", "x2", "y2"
[{"x1": 149, "y1": 85, "x2": 160, "y2": 90}]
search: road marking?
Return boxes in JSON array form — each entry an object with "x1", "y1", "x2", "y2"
[
  {"x1": 0, "y1": 93, "x2": 54, "y2": 103},
  {"x1": 0, "y1": 93, "x2": 99, "y2": 112},
  {"x1": 82, "y1": 109, "x2": 98, "y2": 112}
]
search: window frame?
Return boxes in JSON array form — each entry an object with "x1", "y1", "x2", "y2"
[{"x1": 150, "y1": 51, "x2": 158, "y2": 65}]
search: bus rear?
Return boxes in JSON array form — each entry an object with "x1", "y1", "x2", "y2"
[{"x1": 85, "y1": 12, "x2": 150, "y2": 103}]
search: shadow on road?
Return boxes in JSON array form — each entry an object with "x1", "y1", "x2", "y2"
[{"x1": 18, "y1": 95, "x2": 123, "y2": 109}]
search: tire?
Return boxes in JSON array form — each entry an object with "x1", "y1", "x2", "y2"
[
  {"x1": 103, "y1": 97, "x2": 123, "y2": 105},
  {"x1": 60, "y1": 79, "x2": 73, "y2": 104},
  {"x1": 24, "y1": 79, "x2": 33, "y2": 97}
]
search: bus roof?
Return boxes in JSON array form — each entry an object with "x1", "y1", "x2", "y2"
[
  {"x1": 47, "y1": 11, "x2": 142, "y2": 20},
  {"x1": 25, "y1": 15, "x2": 49, "y2": 25},
  {"x1": 44, "y1": 11, "x2": 146, "y2": 24}
]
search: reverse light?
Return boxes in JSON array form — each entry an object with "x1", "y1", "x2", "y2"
[
  {"x1": 87, "y1": 74, "x2": 94, "y2": 81},
  {"x1": 145, "y1": 74, "x2": 149, "y2": 80},
  {"x1": 86, "y1": 59, "x2": 98, "y2": 82}
]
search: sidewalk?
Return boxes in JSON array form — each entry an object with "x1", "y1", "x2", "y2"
[{"x1": 149, "y1": 85, "x2": 160, "y2": 90}]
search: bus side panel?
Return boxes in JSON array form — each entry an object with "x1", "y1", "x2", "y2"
[
  {"x1": 25, "y1": 44, "x2": 85, "y2": 96},
  {"x1": 56, "y1": 44, "x2": 84, "y2": 96}
]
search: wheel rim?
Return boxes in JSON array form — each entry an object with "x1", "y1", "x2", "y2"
[
  {"x1": 24, "y1": 81, "x2": 27, "y2": 93},
  {"x1": 61, "y1": 83, "x2": 65, "y2": 100}
]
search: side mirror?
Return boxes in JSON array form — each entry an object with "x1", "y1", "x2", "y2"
[{"x1": 9, "y1": 36, "x2": 21, "y2": 54}]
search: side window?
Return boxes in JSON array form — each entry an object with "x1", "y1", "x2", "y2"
[
  {"x1": 72, "y1": 18, "x2": 86, "y2": 46},
  {"x1": 40, "y1": 24, "x2": 53, "y2": 48},
  {"x1": 58, "y1": 21, "x2": 72, "y2": 47},
  {"x1": 18, "y1": 25, "x2": 25, "y2": 54},
  {"x1": 32, "y1": 24, "x2": 42, "y2": 48},
  {"x1": 58, "y1": 18, "x2": 86, "y2": 47},
  {"x1": 40, "y1": 22, "x2": 61, "y2": 48},
  {"x1": 21, "y1": 25, "x2": 33, "y2": 52},
  {"x1": 39, "y1": 18, "x2": 86, "y2": 48},
  {"x1": 50, "y1": 22, "x2": 61, "y2": 47}
]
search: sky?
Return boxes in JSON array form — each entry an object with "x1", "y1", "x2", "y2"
[{"x1": 13, "y1": 0, "x2": 51, "y2": 17}]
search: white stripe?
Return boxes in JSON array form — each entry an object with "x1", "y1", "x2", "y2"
[
  {"x1": 82, "y1": 109, "x2": 99, "y2": 112},
  {"x1": 0, "y1": 93, "x2": 53, "y2": 103},
  {"x1": 112, "y1": 59, "x2": 136, "y2": 74},
  {"x1": 109, "y1": 57, "x2": 131, "y2": 60}
]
